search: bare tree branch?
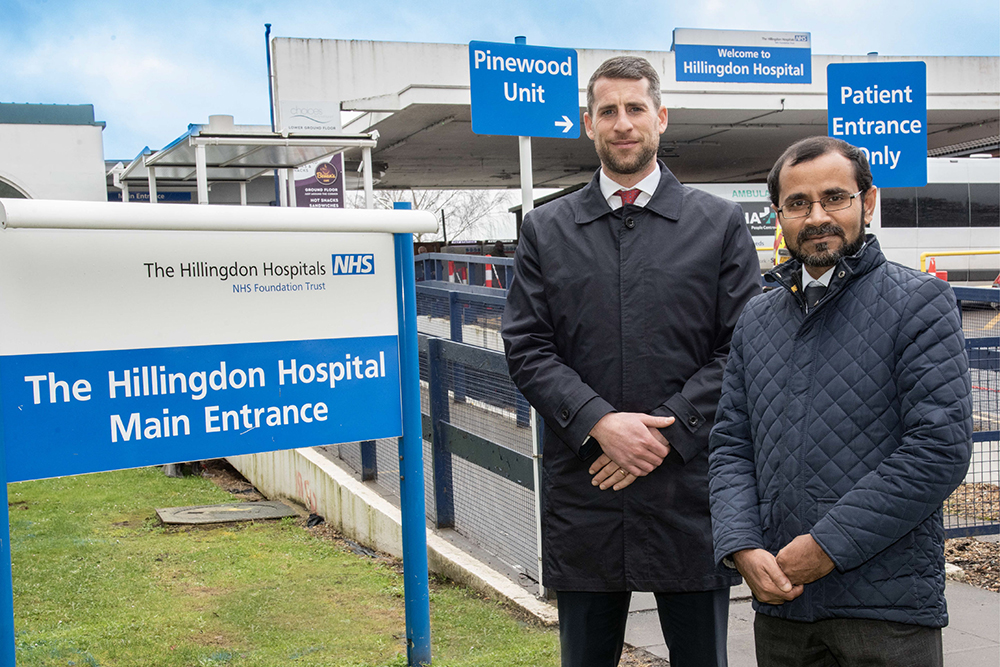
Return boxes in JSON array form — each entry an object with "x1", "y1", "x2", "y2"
[{"x1": 346, "y1": 189, "x2": 517, "y2": 242}]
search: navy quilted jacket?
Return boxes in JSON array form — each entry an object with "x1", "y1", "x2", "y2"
[{"x1": 709, "y1": 236, "x2": 972, "y2": 627}]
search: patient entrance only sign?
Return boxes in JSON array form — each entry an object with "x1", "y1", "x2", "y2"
[
  {"x1": 827, "y1": 62, "x2": 928, "y2": 188},
  {"x1": 0, "y1": 224, "x2": 403, "y2": 482}
]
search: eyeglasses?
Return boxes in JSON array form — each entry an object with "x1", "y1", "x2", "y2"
[{"x1": 777, "y1": 191, "x2": 863, "y2": 219}]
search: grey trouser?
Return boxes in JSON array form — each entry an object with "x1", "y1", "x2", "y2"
[{"x1": 754, "y1": 612, "x2": 943, "y2": 667}]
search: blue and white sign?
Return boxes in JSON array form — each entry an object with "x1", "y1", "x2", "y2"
[
  {"x1": 827, "y1": 62, "x2": 927, "y2": 188},
  {"x1": 108, "y1": 191, "x2": 193, "y2": 203},
  {"x1": 673, "y1": 29, "x2": 811, "y2": 84},
  {"x1": 0, "y1": 226, "x2": 403, "y2": 482},
  {"x1": 0, "y1": 199, "x2": 439, "y2": 666},
  {"x1": 469, "y1": 40, "x2": 580, "y2": 139}
]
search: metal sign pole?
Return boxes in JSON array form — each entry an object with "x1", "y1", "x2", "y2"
[
  {"x1": 0, "y1": 403, "x2": 14, "y2": 665},
  {"x1": 518, "y1": 134, "x2": 544, "y2": 595},
  {"x1": 394, "y1": 221, "x2": 432, "y2": 666},
  {"x1": 511, "y1": 33, "x2": 545, "y2": 600}
]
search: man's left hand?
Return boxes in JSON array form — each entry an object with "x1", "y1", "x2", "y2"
[
  {"x1": 775, "y1": 534, "x2": 835, "y2": 586},
  {"x1": 589, "y1": 453, "x2": 637, "y2": 490}
]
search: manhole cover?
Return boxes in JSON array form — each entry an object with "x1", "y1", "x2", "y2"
[{"x1": 156, "y1": 500, "x2": 298, "y2": 525}]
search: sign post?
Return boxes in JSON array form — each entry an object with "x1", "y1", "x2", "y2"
[
  {"x1": 0, "y1": 199, "x2": 436, "y2": 665},
  {"x1": 392, "y1": 202, "x2": 432, "y2": 665},
  {"x1": 0, "y1": 412, "x2": 12, "y2": 666},
  {"x1": 827, "y1": 61, "x2": 928, "y2": 187}
]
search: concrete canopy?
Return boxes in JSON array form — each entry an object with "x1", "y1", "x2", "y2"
[{"x1": 270, "y1": 39, "x2": 1000, "y2": 189}]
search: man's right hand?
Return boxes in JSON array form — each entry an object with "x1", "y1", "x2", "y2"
[
  {"x1": 588, "y1": 412, "x2": 673, "y2": 477},
  {"x1": 732, "y1": 549, "x2": 803, "y2": 605}
]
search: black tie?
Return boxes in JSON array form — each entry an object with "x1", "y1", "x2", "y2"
[{"x1": 804, "y1": 283, "x2": 827, "y2": 310}]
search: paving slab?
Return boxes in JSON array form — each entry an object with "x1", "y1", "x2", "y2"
[
  {"x1": 624, "y1": 580, "x2": 999, "y2": 666},
  {"x1": 629, "y1": 592, "x2": 657, "y2": 613},
  {"x1": 156, "y1": 500, "x2": 298, "y2": 524},
  {"x1": 942, "y1": 580, "x2": 1000, "y2": 665},
  {"x1": 726, "y1": 599, "x2": 758, "y2": 667}
]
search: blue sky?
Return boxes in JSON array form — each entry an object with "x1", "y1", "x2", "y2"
[{"x1": 3, "y1": 0, "x2": 998, "y2": 160}]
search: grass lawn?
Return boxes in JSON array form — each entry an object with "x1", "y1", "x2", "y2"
[{"x1": 9, "y1": 465, "x2": 559, "y2": 666}]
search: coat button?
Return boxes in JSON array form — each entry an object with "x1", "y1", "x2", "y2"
[
  {"x1": 561, "y1": 409, "x2": 570, "y2": 420},
  {"x1": 624, "y1": 217, "x2": 635, "y2": 229},
  {"x1": 688, "y1": 415, "x2": 698, "y2": 426}
]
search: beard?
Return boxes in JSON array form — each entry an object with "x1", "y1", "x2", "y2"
[
  {"x1": 788, "y1": 222, "x2": 866, "y2": 268},
  {"x1": 595, "y1": 137, "x2": 659, "y2": 176}
]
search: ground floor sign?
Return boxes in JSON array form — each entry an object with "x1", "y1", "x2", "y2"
[{"x1": 0, "y1": 199, "x2": 437, "y2": 666}]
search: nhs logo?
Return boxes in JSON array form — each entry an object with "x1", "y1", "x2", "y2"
[{"x1": 332, "y1": 254, "x2": 375, "y2": 275}]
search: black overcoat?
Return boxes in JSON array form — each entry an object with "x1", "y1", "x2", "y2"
[{"x1": 501, "y1": 163, "x2": 760, "y2": 592}]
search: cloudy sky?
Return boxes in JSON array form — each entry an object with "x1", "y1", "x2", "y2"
[{"x1": 3, "y1": 0, "x2": 997, "y2": 160}]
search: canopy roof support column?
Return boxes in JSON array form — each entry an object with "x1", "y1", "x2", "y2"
[
  {"x1": 195, "y1": 143, "x2": 208, "y2": 205},
  {"x1": 147, "y1": 167, "x2": 158, "y2": 204},
  {"x1": 278, "y1": 172, "x2": 288, "y2": 207},
  {"x1": 363, "y1": 146, "x2": 374, "y2": 210},
  {"x1": 287, "y1": 168, "x2": 297, "y2": 207}
]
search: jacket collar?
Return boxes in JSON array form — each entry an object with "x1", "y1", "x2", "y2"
[
  {"x1": 766, "y1": 233, "x2": 886, "y2": 295},
  {"x1": 573, "y1": 160, "x2": 684, "y2": 225}
]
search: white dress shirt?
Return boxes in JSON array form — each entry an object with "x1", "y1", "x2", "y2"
[
  {"x1": 599, "y1": 168, "x2": 660, "y2": 210},
  {"x1": 802, "y1": 265, "x2": 835, "y2": 288}
]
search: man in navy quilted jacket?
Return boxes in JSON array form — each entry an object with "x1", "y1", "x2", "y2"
[{"x1": 708, "y1": 136, "x2": 972, "y2": 666}]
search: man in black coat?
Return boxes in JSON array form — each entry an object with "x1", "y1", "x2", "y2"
[{"x1": 501, "y1": 56, "x2": 761, "y2": 667}]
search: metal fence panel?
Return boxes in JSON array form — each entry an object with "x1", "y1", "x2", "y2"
[{"x1": 945, "y1": 291, "x2": 1000, "y2": 537}]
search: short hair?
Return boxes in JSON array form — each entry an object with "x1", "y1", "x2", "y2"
[
  {"x1": 767, "y1": 136, "x2": 873, "y2": 206},
  {"x1": 586, "y1": 56, "x2": 661, "y2": 114}
]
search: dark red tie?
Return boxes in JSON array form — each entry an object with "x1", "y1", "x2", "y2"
[{"x1": 616, "y1": 189, "x2": 641, "y2": 206}]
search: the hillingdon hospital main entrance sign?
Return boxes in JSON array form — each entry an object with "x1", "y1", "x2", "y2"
[{"x1": 0, "y1": 199, "x2": 437, "y2": 666}]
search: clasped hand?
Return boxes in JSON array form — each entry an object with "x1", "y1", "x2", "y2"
[
  {"x1": 587, "y1": 412, "x2": 673, "y2": 491},
  {"x1": 733, "y1": 534, "x2": 835, "y2": 605}
]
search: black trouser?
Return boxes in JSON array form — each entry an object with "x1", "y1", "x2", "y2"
[
  {"x1": 556, "y1": 589, "x2": 730, "y2": 667},
  {"x1": 754, "y1": 613, "x2": 943, "y2": 667}
]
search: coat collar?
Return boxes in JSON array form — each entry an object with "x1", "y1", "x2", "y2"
[
  {"x1": 573, "y1": 161, "x2": 685, "y2": 225},
  {"x1": 766, "y1": 233, "x2": 886, "y2": 296}
]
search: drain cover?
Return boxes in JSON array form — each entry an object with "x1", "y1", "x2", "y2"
[{"x1": 156, "y1": 500, "x2": 298, "y2": 525}]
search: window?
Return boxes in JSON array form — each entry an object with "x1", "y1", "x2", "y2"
[
  {"x1": 0, "y1": 179, "x2": 27, "y2": 199},
  {"x1": 879, "y1": 187, "x2": 917, "y2": 228},
  {"x1": 970, "y1": 183, "x2": 1000, "y2": 227},
  {"x1": 917, "y1": 184, "x2": 969, "y2": 228}
]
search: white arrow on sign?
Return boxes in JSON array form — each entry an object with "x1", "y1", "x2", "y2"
[{"x1": 554, "y1": 115, "x2": 574, "y2": 133}]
